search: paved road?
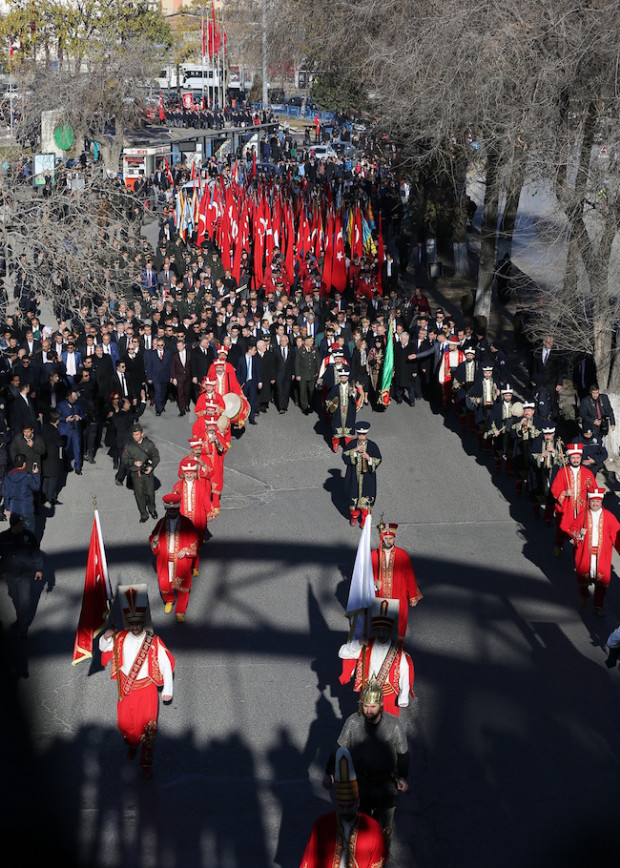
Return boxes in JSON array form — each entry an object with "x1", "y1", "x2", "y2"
[{"x1": 2, "y1": 394, "x2": 620, "y2": 867}]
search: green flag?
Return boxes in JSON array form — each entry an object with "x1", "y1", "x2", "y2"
[{"x1": 380, "y1": 323, "x2": 394, "y2": 405}]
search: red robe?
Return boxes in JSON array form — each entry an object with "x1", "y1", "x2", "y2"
[
  {"x1": 550, "y1": 465, "x2": 597, "y2": 532},
  {"x1": 207, "y1": 362, "x2": 250, "y2": 426},
  {"x1": 195, "y1": 390, "x2": 226, "y2": 418},
  {"x1": 101, "y1": 631, "x2": 174, "y2": 766},
  {"x1": 149, "y1": 515, "x2": 200, "y2": 614},
  {"x1": 340, "y1": 639, "x2": 414, "y2": 717},
  {"x1": 569, "y1": 507, "x2": 620, "y2": 589},
  {"x1": 195, "y1": 429, "x2": 228, "y2": 511},
  {"x1": 371, "y1": 545, "x2": 422, "y2": 641},
  {"x1": 299, "y1": 812, "x2": 387, "y2": 868},
  {"x1": 172, "y1": 477, "x2": 213, "y2": 537}
]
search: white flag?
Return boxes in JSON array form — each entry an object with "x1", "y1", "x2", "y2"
[{"x1": 343, "y1": 513, "x2": 375, "y2": 642}]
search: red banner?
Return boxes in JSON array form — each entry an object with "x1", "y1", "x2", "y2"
[{"x1": 72, "y1": 512, "x2": 112, "y2": 665}]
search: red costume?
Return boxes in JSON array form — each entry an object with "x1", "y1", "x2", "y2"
[
  {"x1": 172, "y1": 475, "x2": 213, "y2": 539},
  {"x1": 149, "y1": 511, "x2": 200, "y2": 616},
  {"x1": 371, "y1": 543, "x2": 422, "y2": 641},
  {"x1": 550, "y1": 459, "x2": 597, "y2": 546},
  {"x1": 207, "y1": 360, "x2": 250, "y2": 427},
  {"x1": 299, "y1": 812, "x2": 387, "y2": 868},
  {"x1": 568, "y1": 499, "x2": 620, "y2": 609},
  {"x1": 100, "y1": 629, "x2": 174, "y2": 770},
  {"x1": 178, "y1": 445, "x2": 215, "y2": 484},
  {"x1": 195, "y1": 419, "x2": 228, "y2": 512},
  {"x1": 195, "y1": 388, "x2": 225, "y2": 418},
  {"x1": 340, "y1": 639, "x2": 414, "y2": 717}
]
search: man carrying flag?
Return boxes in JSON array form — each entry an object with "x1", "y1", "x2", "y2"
[
  {"x1": 343, "y1": 421, "x2": 382, "y2": 527},
  {"x1": 98, "y1": 584, "x2": 174, "y2": 778},
  {"x1": 72, "y1": 510, "x2": 111, "y2": 662}
]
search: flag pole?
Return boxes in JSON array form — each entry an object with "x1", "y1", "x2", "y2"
[{"x1": 91, "y1": 496, "x2": 122, "y2": 702}]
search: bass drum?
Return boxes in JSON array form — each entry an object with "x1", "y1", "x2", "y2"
[{"x1": 223, "y1": 392, "x2": 243, "y2": 425}]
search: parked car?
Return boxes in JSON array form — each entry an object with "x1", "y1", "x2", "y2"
[{"x1": 309, "y1": 144, "x2": 337, "y2": 160}]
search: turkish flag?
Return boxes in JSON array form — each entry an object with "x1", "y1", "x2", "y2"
[
  {"x1": 332, "y1": 211, "x2": 348, "y2": 293},
  {"x1": 72, "y1": 512, "x2": 112, "y2": 665}
]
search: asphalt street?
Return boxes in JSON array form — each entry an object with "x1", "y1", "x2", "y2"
[{"x1": 2, "y1": 390, "x2": 620, "y2": 867}]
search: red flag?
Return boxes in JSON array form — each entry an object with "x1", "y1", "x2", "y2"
[
  {"x1": 353, "y1": 205, "x2": 364, "y2": 259},
  {"x1": 182, "y1": 92, "x2": 194, "y2": 109},
  {"x1": 208, "y1": 20, "x2": 214, "y2": 59},
  {"x1": 9, "y1": 39, "x2": 13, "y2": 60},
  {"x1": 332, "y1": 211, "x2": 348, "y2": 293},
  {"x1": 377, "y1": 213, "x2": 385, "y2": 294},
  {"x1": 72, "y1": 512, "x2": 112, "y2": 665},
  {"x1": 164, "y1": 156, "x2": 173, "y2": 185},
  {"x1": 202, "y1": 18, "x2": 206, "y2": 58},
  {"x1": 321, "y1": 209, "x2": 334, "y2": 296},
  {"x1": 158, "y1": 90, "x2": 166, "y2": 122},
  {"x1": 284, "y1": 201, "x2": 295, "y2": 286}
]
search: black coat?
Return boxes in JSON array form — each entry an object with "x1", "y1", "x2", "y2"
[
  {"x1": 393, "y1": 341, "x2": 416, "y2": 389},
  {"x1": 530, "y1": 348, "x2": 563, "y2": 390},
  {"x1": 41, "y1": 422, "x2": 65, "y2": 477}
]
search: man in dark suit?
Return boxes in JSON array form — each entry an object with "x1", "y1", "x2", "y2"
[
  {"x1": 123, "y1": 340, "x2": 146, "y2": 402},
  {"x1": 9, "y1": 382, "x2": 37, "y2": 434},
  {"x1": 530, "y1": 336, "x2": 563, "y2": 390},
  {"x1": 393, "y1": 332, "x2": 417, "y2": 405},
  {"x1": 190, "y1": 335, "x2": 215, "y2": 404},
  {"x1": 40, "y1": 410, "x2": 65, "y2": 506},
  {"x1": 274, "y1": 334, "x2": 295, "y2": 413},
  {"x1": 170, "y1": 338, "x2": 192, "y2": 416},
  {"x1": 579, "y1": 384, "x2": 616, "y2": 435},
  {"x1": 91, "y1": 344, "x2": 115, "y2": 406},
  {"x1": 256, "y1": 338, "x2": 276, "y2": 413},
  {"x1": 145, "y1": 338, "x2": 172, "y2": 415},
  {"x1": 37, "y1": 371, "x2": 67, "y2": 421},
  {"x1": 236, "y1": 343, "x2": 262, "y2": 425},
  {"x1": 111, "y1": 359, "x2": 132, "y2": 402}
]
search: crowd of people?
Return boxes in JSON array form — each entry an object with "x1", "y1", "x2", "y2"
[{"x1": 2, "y1": 115, "x2": 620, "y2": 862}]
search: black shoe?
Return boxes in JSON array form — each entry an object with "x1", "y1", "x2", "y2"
[
  {"x1": 178, "y1": 411, "x2": 186, "y2": 417},
  {"x1": 75, "y1": 469, "x2": 82, "y2": 475},
  {"x1": 0, "y1": 513, "x2": 6, "y2": 521},
  {"x1": 156, "y1": 411, "x2": 162, "y2": 417},
  {"x1": 85, "y1": 456, "x2": 95, "y2": 464},
  {"x1": 278, "y1": 409, "x2": 286, "y2": 414},
  {"x1": 115, "y1": 480, "x2": 124, "y2": 487},
  {"x1": 149, "y1": 510, "x2": 158, "y2": 519},
  {"x1": 249, "y1": 419, "x2": 257, "y2": 425},
  {"x1": 52, "y1": 500, "x2": 63, "y2": 506},
  {"x1": 139, "y1": 515, "x2": 149, "y2": 523}
]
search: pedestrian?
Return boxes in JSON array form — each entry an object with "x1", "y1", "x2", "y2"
[
  {"x1": 9, "y1": 423, "x2": 45, "y2": 474},
  {"x1": 342, "y1": 421, "x2": 382, "y2": 527},
  {"x1": 149, "y1": 491, "x2": 200, "y2": 622},
  {"x1": 323, "y1": 677, "x2": 409, "y2": 849},
  {"x1": 550, "y1": 442, "x2": 597, "y2": 556},
  {"x1": 40, "y1": 410, "x2": 65, "y2": 507},
  {"x1": 121, "y1": 423, "x2": 160, "y2": 523},
  {"x1": 0, "y1": 513, "x2": 44, "y2": 638},
  {"x1": 58, "y1": 388, "x2": 86, "y2": 475},
  {"x1": 98, "y1": 584, "x2": 174, "y2": 778},
  {"x1": 3, "y1": 454, "x2": 40, "y2": 533},
  {"x1": 300, "y1": 746, "x2": 387, "y2": 868}
]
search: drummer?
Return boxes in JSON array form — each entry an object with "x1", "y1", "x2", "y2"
[{"x1": 207, "y1": 347, "x2": 250, "y2": 429}]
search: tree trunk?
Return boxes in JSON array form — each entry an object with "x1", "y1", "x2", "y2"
[
  {"x1": 473, "y1": 150, "x2": 500, "y2": 319},
  {"x1": 452, "y1": 241, "x2": 469, "y2": 276},
  {"x1": 497, "y1": 151, "x2": 526, "y2": 260}
]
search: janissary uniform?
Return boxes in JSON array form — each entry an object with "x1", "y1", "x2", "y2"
[
  {"x1": 299, "y1": 812, "x2": 387, "y2": 868},
  {"x1": 550, "y1": 443, "x2": 597, "y2": 548},
  {"x1": 339, "y1": 600, "x2": 414, "y2": 718},
  {"x1": 300, "y1": 747, "x2": 387, "y2": 868},
  {"x1": 342, "y1": 421, "x2": 382, "y2": 527},
  {"x1": 98, "y1": 585, "x2": 174, "y2": 775},
  {"x1": 198, "y1": 416, "x2": 228, "y2": 513},
  {"x1": 326, "y1": 367, "x2": 360, "y2": 452},
  {"x1": 568, "y1": 488, "x2": 620, "y2": 613},
  {"x1": 172, "y1": 457, "x2": 213, "y2": 545},
  {"x1": 149, "y1": 491, "x2": 200, "y2": 621},
  {"x1": 207, "y1": 350, "x2": 250, "y2": 428},
  {"x1": 371, "y1": 522, "x2": 422, "y2": 642}
]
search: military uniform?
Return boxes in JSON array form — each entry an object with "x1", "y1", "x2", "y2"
[{"x1": 122, "y1": 426, "x2": 160, "y2": 522}]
